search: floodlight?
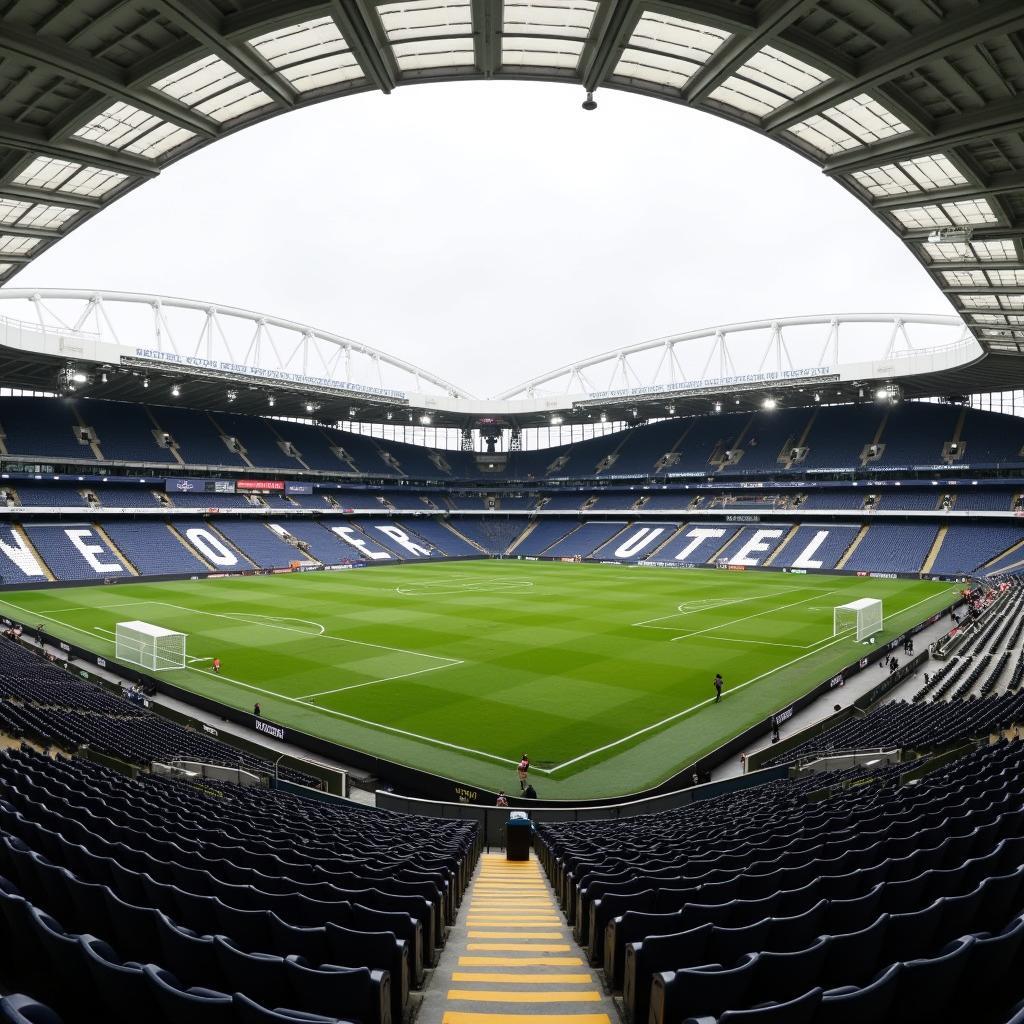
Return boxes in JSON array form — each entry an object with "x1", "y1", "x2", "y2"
[
  {"x1": 550, "y1": 415, "x2": 563, "y2": 425},
  {"x1": 763, "y1": 397, "x2": 777, "y2": 409},
  {"x1": 227, "y1": 389, "x2": 237, "y2": 402},
  {"x1": 420, "y1": 414, "x2": 432, "y2": 425},
  {"x1": 268, "y1": 396, "x2": 275, "y2": 407},
  {"x1": 171, "y1": 384, "x2": 180, "y2": 397},
  {"x1": 142, "y1": 377, "x2": 149, "y2": 389},
  {"x1": 927, "y1": 227, "x2": 972, "y2": 244},
  {"x1": 714, "y1": 402, "x2": 722, "y2": 413},
  {"x1": 582, "y1": 91, "x2": 597, "y2": 111},
  {"x1": 71, "y1": 371, "x2": 87, "y2": 384},
  {"x1": 875, "y1": 387, "x2": 888, "y2": 400}
]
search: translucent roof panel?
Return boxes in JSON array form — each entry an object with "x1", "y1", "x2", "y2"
[
  {"x1": 710, "y1": 46, "x2": 828, "y2": 117},
  {"x1": 852, "y1": 152, "x2": 968, "y2": 197},
  {"x1": 0, "y1": 235, "x2": 39, "y2": 255},
  {"x1": 788, "y1": 93, "x2": 910, "y2": 154},
  {"x1": 998, "y1": 295, "x2": 1024, "y2": 310},
  {"x1": 152, "y1": 55, "x2": 273, "y2": 123},
  {"x1": 973, "y1": 239, "x2": 1018, "y2": 261},
  {"x1": 503, "y1": 0, "x2": 598, "y2": 39},
  {"x1": 13, "y1": 157, "x2": 126, "y2": 197},
  {"x1": 943, "y1": 270, "x2": 987, "y2": 287},
  {"x1": 502, "y1": 36, "x2": 585, "y2": 69},
  {"x1": 893, "y1": 198, "x2": 998, "y2": 231},
  {"x1": 391, "y1": 38, "x2": 475, "y2": 70},
  {"x1": 972, "y1": 314, "x2": 1007, "y2": 324},
  {"x1": 922, "y1": 239, "x2": 1017, "y2": 263},
  {"x1": 248, "y1": 17, "x2": 363, "y2": 91},
  {"x1": 0, "y1": 264, "x2": 13, "y2": 277},
  {"x1": 72, "y1": 102, "x2": 196, "y2": 159},
  {"x1": 0, "y1": 200, "x2": 77, "y2": 230},
  {"x1": 377, "y1": 0, "x2": 472, "y2": 42},
  {"x1": 959, "y1": 295, "x2": 1001, "y2": 308},
  {"x1": 987, "y1": 269, "x2": 1024, "y2": 287},
  {"x1": 614, "y1": 14, "x2": 730, "y2": 90}
]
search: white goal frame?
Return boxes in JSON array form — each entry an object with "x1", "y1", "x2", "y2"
[
  {"x1": 834, "y1": 598, "x2": 884, "y2": 642},
  {"x1": 115, "y1": 620, "x2": 187, "y2": 671}
]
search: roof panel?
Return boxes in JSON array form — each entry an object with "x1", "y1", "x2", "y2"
[
  {"x1": 893, "y1": 198, "x2": 998, "y2": 231},
  {"x1": 943, "y1": 270, "x2": 987, "y2": 287},
  {"x1": 711, "y1": 45, "x2": 829, "y2": 116},
  {"x1": 152, "y1": 54, "x2": 273, "y2": 122},
  {"x1": 377, "y1": 0, "x2": 472, "y2": 42},
  {"x1": 12, "y1": 156, "x2": 126, "y2": 198},
  {"x1": 502, "y1": 36, "x2": 585, "y2": 69},
  {"x1": 391, "y1": 38, "x2": 475, "y2": 70},
  {"x1": 0, "y1": 200, "x2": 77, "y2": 230},
  {"x1": 614, "y1": 14, "x2": 730, "y2": 89},
  {"x1": 72, "y1": 102, "x2": 196, "y2": 159},
  {"x1": 0, "y1": 235, "x2": 39, "y2": 255},
  {"x1": 248, "y1": 17, "x2": 363, "y2": 91},
  {"x1": 788, "y1": 93, "x2": 911, "y2": 154},
  {"x1": 502, "y1": 0, "x2": 598, "y2": 39}
]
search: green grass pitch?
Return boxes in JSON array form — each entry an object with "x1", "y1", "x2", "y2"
[{"x1": 0, "y1": 561, "x2": 956, "y2": 798}]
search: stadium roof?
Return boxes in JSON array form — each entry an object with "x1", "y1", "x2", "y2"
[{"x1": 1, "y1": 0, "x2": 1024, "y2": 419}]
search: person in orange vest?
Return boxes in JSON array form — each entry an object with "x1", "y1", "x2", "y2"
[
  {"x1": 517, "y1": 754, "x2": 530, "y2": 791},
  {"x1": 212, "y1": 656, "x2": 221, "y2": 674}
]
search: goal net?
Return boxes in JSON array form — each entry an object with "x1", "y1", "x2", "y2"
[
  {"x1": 834, "y1": 598, "x2": 884, "y2": 642},
  {"x1": 115, "y1": 620, "x2": 187, "y2": 671}
]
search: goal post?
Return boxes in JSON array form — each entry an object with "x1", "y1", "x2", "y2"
[
  {"x1": 834, "y1": 598, "x2": 884, "y2": 642},
  {"x1": 115, "y1": 620, "x2": 187, "y2": 671}
]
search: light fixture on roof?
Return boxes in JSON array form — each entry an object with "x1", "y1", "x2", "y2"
[
  {"x1": 305, "y1": 401, "x2": 320, "y2": 414},
  {"x1": 875, "y1": 387, "x2": 889, "y2": 401},
  {"x1": 171, "y1": 384, "x2": 180, "y2": 397},
  {"x1": 763, "y1": 397, "x2": 777, "y2": 410},
  {"x1": 348, "y1": 407, "x2": 356, "y2": 418},
  {"x1": 600, "y1": 412, "x2": 607, "y2": 422},
  {"x1": 814, "y1": 392, "x2": 821, "y2": 402},
  {"x1": 667, "y1": 404, "x2": 676, "y2": 415},
  {"x1": 268, "y1": 396, "x2": 275, "y2": 407},
  {"x1": 927, "y1": 226, "x2": 973, "y2": 244},
  {"x1": 714, "y1": 402, "x2": 722, "y2": 413},
  {"x1": 582, "y1": 91, "x2": 597, "y2": 111},
  {"x1": 550, "y1": 415, "x2": 563, "y2": 425},
  {"x1": 419, "y1": 414, "x2": 432, "y2": 425},
  {"x1": 142, "y1": 377, "x2": 149, "y2": 389},
  {"x1": 70, "y1": 371, "x2": 87, "y2": 384},
  {"x1": 100, "y1": 372, "x2": 107, "y2": 384},
  {"x1": 386, "y1": 411, "x2": 393, "y2": 421},
  {"x1": 227, "y1": 389, "x2": 237, "y2": 402}
]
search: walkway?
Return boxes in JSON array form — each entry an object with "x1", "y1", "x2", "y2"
[{"x1": 419, "y1": 852, "x2": 615, "y2": 1024}]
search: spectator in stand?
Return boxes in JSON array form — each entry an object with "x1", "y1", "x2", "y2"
[{"x1": 495, "y1": 791, "x2": 509, "y2": 807}]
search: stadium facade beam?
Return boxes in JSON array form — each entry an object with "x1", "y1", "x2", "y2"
[
  {"x1": 150, "y1": 0, "x2": 299, "y2": 109},
  {"x1": 0, "y1": 118, "x2": 159, "y2": 180},
  {"x1": 470, "y1": 0, "x2": 502, "y2": 77},
  {"x1": 0, "y1": 223, "x2": 62, "y2": 242},
  {"x1": 0, "y1": 24, "x2": 219, "y2": 138},
  {"x1": 326, "y1": 0, "x2": 398, "y2": 93},
  {"x1": 0, "y1": 185, "x2": 102, "y2": 211},
  {"x1": 764, "y1": 1, "x2": 1024, "y2": 134},
  {"x1": 682, "y1": 0, "x2": 820, "y2": 105},
  {"x1": 870, "y1": 171, "x2": 1024, "y2": 212}
]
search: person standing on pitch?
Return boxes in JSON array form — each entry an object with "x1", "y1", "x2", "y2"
[
  {"x1": 212, "y1": 656, "x2": 221, "y2": 674},
  {"x1": 517, "y1": 753, "x2": 530, "y2": 791},
  {"x1": 714, "y1": 673, "x2": 724, "y2": 703}
]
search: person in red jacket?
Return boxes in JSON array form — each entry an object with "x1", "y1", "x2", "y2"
[
  {"x1": 517, "y1": 754, "x2": 530, "y2": 791},
  {"x1": 212, "y1": 656, "x2": 221, "y2": 674}
]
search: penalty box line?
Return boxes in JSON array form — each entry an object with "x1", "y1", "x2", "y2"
[
  {"x1": 548, "y1": 588, "x2": 946, "y2": 775},
  {"x1": 0, "y1": 598, "x2": 522, "y2": 771}
]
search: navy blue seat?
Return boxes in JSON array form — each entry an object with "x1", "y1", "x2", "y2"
[
  {"x1": 283, "y1": 956, "x2": 386, "y2": 1024},
  {"x1": 214, "y1": 936, "x2": 291, "y2": 1010},
  {"x1": 819, "y1": 963, "x2": 901, "y2": 1023},
  {"x1": 104, "y1": 888, "x2": 164, "y2": 965},
  {"x1": 232, "y1": 992, "x2": 349, "y2": 1023},
  {"x1": 819, "y1": 915, "x2": 887, "y2": 989},
  {"x1": 748, "y1": 939, "x2": 827, "y2": 1005},
  {"x1": 80, "y1": 935, "x2": 156, "y2": 1024},
  {"x1": 29, "y1": 905, "x2": 97, "y2": 1011},
  {"x1": 0, "y1": 995, "x2": 65, "y2": 1024},
  {"x1": 889, "y1": 936, "x2": 974, "y2": 1024},
  {"x1": 143, "y1": 965, "x2": 234, "y2": 1024},
  {"x1": 683, "y1": 986, "x2": 823, "y2": 1023},
  {"x1": 269, "y1": 913, "x2": 331, "y2": 963},
  {"x1": 154, "y1": 912, "x2": 217, "y2": 987},
  {"x1": 651, "y1": 955, "x2": 758, "y2": 1022}
]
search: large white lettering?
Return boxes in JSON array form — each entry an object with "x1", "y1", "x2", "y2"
[
  {"x1": 673, "y1": 528, "x2": 725, "y2": 562},
  {"x1": 0, "y1": 529, "x2": 45, "y2": 578},
  {"x1": 184, "y1": 528, "x2": 239, "y2": 568},
  {"x1": 65, "y1": 529, "x2": 122, "y2": 573},
  {"x1": 330, "y1": 526, "x2": 390, "y2": 560},
  {"x1": 374, "y1": 525, "x2": 431, "y2": 558},
  {"x1": 730, "y1": 528, "x2": 784, "y2": 567},
  {"x1": 791, "y1": 530, "x2": 832, "y2": 570},
  {"x1": 614, "y1": 527, "x2": 666, "y2": 559}
]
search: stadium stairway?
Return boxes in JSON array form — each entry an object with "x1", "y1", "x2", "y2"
[{"x1": 419, "y1": 851, "x2": 616, "y2": 1024}]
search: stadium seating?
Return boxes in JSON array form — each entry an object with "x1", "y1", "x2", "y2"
[
  {"x1": 449, "y1": 518, "x2": 526, "y2": 554},
  {"x1": 513, "y1": 519, "x2": 580, "y2": 556},
  {"x1": 93, "y1": 486, "x2": 163, "y2": 508},
  {"x1": 78, "y1": 400, "x2": 177, "y2": 464},
  {"x1": 149, "y1": 406, "x2": 246, "y2": 468},
  {"x1": 544, "y1": 521, "x2": 628, "y2": 558},
  {"x1": 213, "y1": 521, "x2": 307, "y2": 569},
  {"x1": 391, "y1": 518, "x2": 479, "y2": 556},
  {"x1": 932, "y1": 525, "x2": 1024, "y2": 576},
  {"x1": 102, "y1": 522, "x2": 211, "y2": 576},
  {"x1": 210, "y1": 412, "x2": 304, "y2": 470},
  {"x1": 843, "y1": 524, "x2": 938, "y2": 575},
  {"x1": 0, "y1": 399, "x2": 93, "y2": 462},
  {"x1": 172, "y1": 520, "x2": 254, "y2": 571},
  {"x1": 535, "y1": 738, "x2": 1024, "y2": 1024},
  {"x1": 774, "y1": 524, "x2": 859, "y2": 571},
  {"x1": 14, "y1": 485, "x2": 88, "y2": 508},
  {"x1": 24, "y1": 525, "x2": 131, "y2": 581}
]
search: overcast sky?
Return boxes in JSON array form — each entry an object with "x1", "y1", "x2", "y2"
[{"x1": 10, "y1": 80, "x2": 954, "y2": 398}]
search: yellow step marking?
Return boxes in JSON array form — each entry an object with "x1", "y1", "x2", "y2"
[
  {"x1": 458, "y1": 956, "x2": 585, "y2": 967},
  {"x1": 443, "y1": 1013, "x2": 610, "y2": 1024},
  {"x1": 467, "y1": 943, "x2": 571, "y2": 952},
  {"x1": 466, "y1": 920, "x2": 562, "y2": 926},
  {"x1": 451, "y1": 973, "x2": 592, "y2": 984},
  {"x1": 467, "y1": 931, "x2": 563, "y2": 939},
  {"x1": 448, "y1": 991, "x2": 602, "y2": 1003}
]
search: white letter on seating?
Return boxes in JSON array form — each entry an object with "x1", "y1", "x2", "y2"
[
  {"x1": 66, "y1": 529, "x2": 122, "y2": 573},
  {"x1": 791, "y1": 530, "x2": 831, "y2": 570},
  {"x1": 673, "y1": 528, "x2": 725, "y2": 562},
  {"x1": 730, "y1": 529, "x2": 784, "y2": 567},
  {"x1": 374, "y1": 525, "x2": 431, "y2": 558},
  {"x1": 614, "y1": 527, "x2": 665, "y2": 559},
  {"x1": 0, "y1": 529, "x2": 45, "y2": 578},
  {"x1": 184, "y1": 528, "x2": 239, "y2": 568},
  {"x1": 330, "y1": 526, "x2": 390, "y2": 560}
]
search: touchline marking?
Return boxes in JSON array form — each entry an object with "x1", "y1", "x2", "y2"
[
  {"x1": 548, "y1": 588, "x2": 952, "y2": 774},
  {"x1": 668, "y1": 590, "x2": 840, "y2": 643},
  {"x1": 297, "y1": 660, "x2": 465, "y2": 699},
  {"x1": 183, "y1": 663, "x2": 530, "y2": 769}
]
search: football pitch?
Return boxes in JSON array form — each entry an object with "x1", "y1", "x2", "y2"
[{"x1": 0, "y1": 561, "x2": 956, "y2": 798}]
